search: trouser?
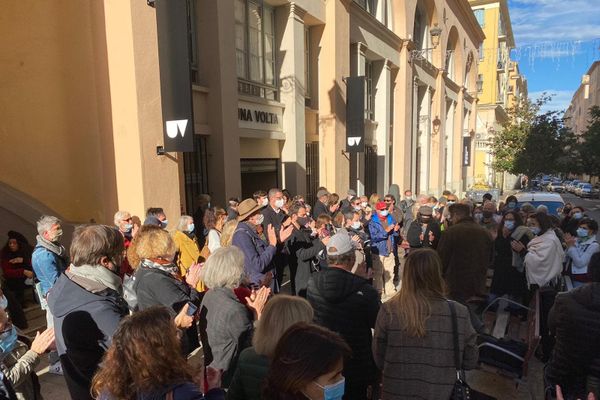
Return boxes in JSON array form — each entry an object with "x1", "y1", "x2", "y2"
[
  {"x1": 372, "y1": 253, "x2": 396, "y2": 297},
  {"x1": 45, "y1": 308, "x2": 60, "y2": 365}
]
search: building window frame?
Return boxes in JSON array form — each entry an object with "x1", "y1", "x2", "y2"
[
  {"x1": 365, "y1": 60, "x2": 374, "y2": 120},
  {"x1": 304, "y1": 26, "x2": 311, "y2": 100},
  {"x1": 477, "y1": 73, "x2": 484, "y2": 93},
  {"x1": 235, "y1": 0, "x2": 278, "y2": 100},
  {"x1": 188, "y1": 0, "x2": 200, "y2": 84}
]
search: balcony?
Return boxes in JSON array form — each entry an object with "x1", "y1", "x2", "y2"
[{"x1": 497, "y1": 60, "x2": 506, "y2": 71}]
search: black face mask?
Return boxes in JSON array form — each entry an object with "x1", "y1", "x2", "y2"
[
  {"x1": 420, "y1": 216, "x2": 431, "y2": 224},
  {"x1": 563, "y1": 208, "x2": 572, "y2": 215},
  {"x1": 297, "y1": 217, "x2": 310, "y2": 227},
  {"x1": 482, "y1": 211, "x2": 494, "y2": 219}
]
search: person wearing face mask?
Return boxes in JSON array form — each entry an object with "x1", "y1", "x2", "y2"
[
  {"x1": 144, "y1": 207, "x2": 169, "y2": 230},
  {"x1": 113, "y1": 211, "x2": 138, "y2": 278},
  {"x1": 564, "y1": 218, "x2": 600, "y2": 288},
  {"x1": 490, "y1": 211, "x2": 532, "y2": 303},
  {"x1": 31, "y1": 215, "x2": 67, "y2": 375},
  {"x1": 0, "y1": 308, "x2": 55, "y2": 400},
  {"x1": 399, "y1": 190, "x2": 415, "y2": 231},
  {"x1": 172, "y1": 215, "x2": 204, "y2": 292},
  {"x1": 406, "y1": 206, "x2": 441, "y2": 250},
  {"x1": 339, "y1": 189, "x2": 357, "y2": 215},
  {"x1": 503, "y1": 195, "x2": 519, "y2": 212},
  {"x1": 233, "y1": 198, "x2": 294, "y2": 291},
  {"x1": 262, "y1": 188, "x2": 291, "y2": 291},
  {"x1": 561, "y1": 207, "x2": 586, "y2": 237},
  {"x1": 480, "y1": 200, "x2": 502, "y2": 229},
  {"x1": 253, "y1": 190, "x2": 269, "y2": 208},
  {"x1": 312, "y1": 189, "x2": 331, "y2": 220},
  {"x1": 306, "y1": 234, "x2": 380, "y2": 399},
  {"x1": 286, "y1": 203, "x2": 328, "y2": 297},
  {"x1": 263, "y1": 322, "x2": 351, "y2": 400},
  {"x1": 369, "y1": 202, "x2": 400, "y2": 299}
]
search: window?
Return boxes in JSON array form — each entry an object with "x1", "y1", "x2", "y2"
[
  {"x1": 498, "y1": 14, "x2": 506, "y2": 36},
  {"x1": 474, "y1": 9, "x2": 485, "y2": 28},
  {"x1": 235, "y1": 0, "x2": 277, "y2": 99},
  {"x1": 479, "y1": 42, "x2": 484, "y2": 61},
  {"x1": 477, "y1": 74, "x2": 484, "y2": 93},
  {"x1": 304, "y1": 27, "x2": 311, "y2": 99},
  {"x1": 445, "y1": 50, "x2": 455, "y2": 81},
  {"x1": 188, "y1": 0, "x2": 199, "y2": 84},
  {"x1": 365, "y1": 61, "x2": 374, "y2": 120}
]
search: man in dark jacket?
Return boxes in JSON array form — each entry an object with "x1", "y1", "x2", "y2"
[
  {"x1": 262, "y1": 188, "x2": 290, "y2": 291},
  {"x1": 545, "y1": 253, "x2": 600, "y2": 399},
  {"x1": 437, "y1": 203, "x2": 492, "y2": 332},
  {"x1": 307, "y1": 233, "x2": 380, "y2": 399},
  {"x1": 406, "y1": 206, "x2": 441, "y2": 249},
  {"x1": 232, "y1": 198, "x2": 293, "y2": 290},
  {"x1": 339, "y1": 189, "x2": 357, "y2": 215},
  {"x1": 286, "y1": 202, "x2": 327, "y2": 297},
  {"x1": 47, "y1": 225, "x2": 129, "y2": 400},
  {"x1": 312, "y1": 188, "x2": 331, "y2": 219}
]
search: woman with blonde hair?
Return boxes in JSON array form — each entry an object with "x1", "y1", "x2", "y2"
[
  {"x1": 204, "y1": 207, "x2": 228, "y2": 254},
  {"x1": 220, "y1": 220, "x2": 239, "y2": 248},
  {"x1": 227, "y1": 295, "x2": 314, "y2": 400},
  {"x1": 133, "y1": 227, "x2": 203, "y2": 355},
  {"x1": 372, "y1": 248, "x2": 478, "y2": 400},
  {"x1": 368, "y1": 193, "x2": 380, "y2": 208}
]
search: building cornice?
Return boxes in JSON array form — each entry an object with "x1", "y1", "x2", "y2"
[{"x1": 348, "y1": 1, "x2": 404, "y2": 54}]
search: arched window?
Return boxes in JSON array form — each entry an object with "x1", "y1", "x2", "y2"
[{"x1": 413, "y1": 3, "x2": 431, "y2": 61}]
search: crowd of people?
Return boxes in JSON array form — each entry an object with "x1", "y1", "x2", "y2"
[{"x1": 0, "y1": 187, "x2": 599, "y2": 400}]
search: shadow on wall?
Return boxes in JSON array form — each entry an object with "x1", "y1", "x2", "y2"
[{"x1": 0, "y1": 181, "x2": 77, "y2": 251}]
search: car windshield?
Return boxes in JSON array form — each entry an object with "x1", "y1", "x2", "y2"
[
  {"x1": 517, "y1": 201, "x2": 564, "y2": 216},
  {"x1": 583, "y1": 184, "x2": 592, "y2": 188}
]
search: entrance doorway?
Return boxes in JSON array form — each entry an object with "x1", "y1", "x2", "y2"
[{"x1": 240, "y1": 158, "x2": 280, "y2": 199}]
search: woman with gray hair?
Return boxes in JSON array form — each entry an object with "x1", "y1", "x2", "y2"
[{"x1": 199, "y1": 246, "x2": 270, "y2": 388}]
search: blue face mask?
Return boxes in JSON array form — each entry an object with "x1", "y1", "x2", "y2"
[
  {"x1": 507, "y1": 202, "x2": 517, "y2": 209},
  {"x1": 573, "y1": 212, "x2": 583, "y2": 220},
  {"x1": 504, "y1": 221, "x2": 515, "y2": 231},
  {"x1": 577, "y1": 227, "x2": 589, "y2": 238},
  {"x1": 0, "y1": 326, "x2": 18, "y2": 356},
  {"x1": 315, "y1": 378, "x2": 345, "y2": 400},
  {"x1": 161, "y1": 219, "x2": 169, "y2": 229},
  {"x1": 530, "y1": 227, "x2": 541, "y2": 236},
  {"x1": 123, "y1": 223, "x2": 133, "y2": 233},
  {"x1": 0, "y1": 295, "x2": 7, "y2": 310},
  {"x1": 188, "y1": 223, "x2": 195, "y2": 233}
]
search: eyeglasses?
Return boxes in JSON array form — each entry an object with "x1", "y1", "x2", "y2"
[{"x1": 384, "y1": 200, "x2": 393, "y2": 203}]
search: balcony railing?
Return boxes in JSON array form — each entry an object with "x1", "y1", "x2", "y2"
[{"x1": 238, "y1": 78, "x2": 278, "y2": 101}]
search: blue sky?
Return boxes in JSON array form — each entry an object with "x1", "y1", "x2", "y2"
[{"x1": 507, "y1": 0, "x2": 600, "y2": 113}]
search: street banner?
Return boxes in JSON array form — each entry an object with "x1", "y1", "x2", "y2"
[
  {"x1": 462, "y1": 136, "x2": 472, "y2": 166},
  {"x1": 346, "y1": 76, "x2": 365, "y2": 154},
  {"x1": 155, "y1": 0, "x2": 194, "y2": 152}
]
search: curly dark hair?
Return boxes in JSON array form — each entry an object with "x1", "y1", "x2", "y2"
[{"x1": 91, "y1": 306, "x2": 200, "y2": 399}]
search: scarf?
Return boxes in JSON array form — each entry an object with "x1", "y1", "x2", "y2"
[
  {"x1": 36, "y1": 235, "x2": 66, "y2": 259},
  {"x1": 141, "y1": 258, "x2": 180, "y2": 277},
  {"x1": 69, "y1": 264, "x2": 123, "y2": 295},
  {"x1": 524, "y1": 230, "x2": 564, "y2": 287}
]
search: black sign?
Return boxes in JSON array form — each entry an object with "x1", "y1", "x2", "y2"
[
  {"x1": 346, "y1": 76, "x2": 365, "y2": 153},
  {"x1": 155, "y1": 0, "x2": 194, "y2": 152},
  {"x1": 462, "y1": 136, "x2": 472, "y2": 166}
]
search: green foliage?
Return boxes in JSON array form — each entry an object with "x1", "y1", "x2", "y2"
[
  {"x1": 576, "y1": 106, "x2": 600, "y2": 176},
  {"x1": 489, "y1": 93, "x2": 577, "y2": 178}
]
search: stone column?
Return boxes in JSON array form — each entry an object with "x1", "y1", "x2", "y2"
[
  {"x1": 318, "y1": 0, "x2": 350, "y2": 193},
  {"x1": 279, "y1": 3, "x2": 307, "y2": 195},
  {"x1": 375, "y1": 59, "x2": 391, "y2": 195},
  {"x1": 452, "y1": 88, "x2": 465, "y2": 193}
]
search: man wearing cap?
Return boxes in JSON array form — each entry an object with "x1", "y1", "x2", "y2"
[
  {"x1": 306, "y1": 233, "x2": 380, "y2": 399},
  {"x1": 232, "y1": 198, "x2": 294, "y2": 290},
  {"x1": 312, "y1": 189, "x2": 330, "y2": 219},
  {"x1": 406, "y1": 206, "x2": 442, "y2": 249},
  {"x1": 340, "y1": 189, "x2": 357, "y2": 214},
  {"x1": 369, "y1": 201, "x2": 400, "y2": 299}
]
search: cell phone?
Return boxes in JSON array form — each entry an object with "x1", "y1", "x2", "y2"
[{"x1": 186, "y1": 302, "x2": 198, "y2": 316}]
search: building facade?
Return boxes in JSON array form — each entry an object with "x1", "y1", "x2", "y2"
[
  {"x1": 564, "y1": 61, "x2": 600, "y2": 136},
  {"x1": 0, "y1": 0, "x2": 483, "y2": 239},
  {"x1": 469, "y1": 0, "x2": 520, "y2": 189}
]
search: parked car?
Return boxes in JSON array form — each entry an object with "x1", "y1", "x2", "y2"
[
  {"x1": 569, "y1": 180, "x2": 581, "y2": 193},
  {"x1": 579, "y1": 183, "x2": 595, "y2": 198},
  {"x1": 548, "y1": 182, "x2": 565, "y2": 193},
  {"x1": 515, "y1": 192, "x2": 565, "y2": 216}
]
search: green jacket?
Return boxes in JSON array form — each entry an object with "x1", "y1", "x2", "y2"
[{"x1": 226, "y1": 347, "x2": 269, "y2": 400}]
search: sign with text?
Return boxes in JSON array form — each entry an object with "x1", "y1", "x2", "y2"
[
  {"x1": 346, "y1": 76, "x2": 365, "y2": 153},
  {"x1": 462, "y1": 136, "x2": 472, "y2": 166},
  {"x1": 238, "y1": 101, "x2": 283, "y2": 132},
  {"x1": 155, "y1": 0, "x2": 194, "y2": 152}
]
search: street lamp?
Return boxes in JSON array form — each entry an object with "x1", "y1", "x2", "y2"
[
  {"x1": 430, "y1": 24, "x2": 442, "y2": 48},
  {"x1": 476, "y1": 76, "x2": 484, "y2": 93}
]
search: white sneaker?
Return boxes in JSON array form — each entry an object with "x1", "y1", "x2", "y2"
[{"x1": 48, "y1": 362, "x2": 63, "y2": 375}]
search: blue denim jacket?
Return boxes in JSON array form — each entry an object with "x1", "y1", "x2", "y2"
[
  {"x1": 32, "y1": 245, "x2": 67, "y2": 297},
  {"x1": 368, "y1": 215, "x2": 398, "y2": 257}
]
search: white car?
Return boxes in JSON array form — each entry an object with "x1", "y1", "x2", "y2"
[{"x1": 514, "y1": 192, "x2": 565, "y2": 216}]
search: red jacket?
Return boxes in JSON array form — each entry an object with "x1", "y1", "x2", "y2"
[{"x1": 0, "y1": 251, "x2": 31, "y2": 279}]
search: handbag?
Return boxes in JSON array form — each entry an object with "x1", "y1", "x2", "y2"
[{"x1": 448, "y1": 300, "x2": 496, "y2": 400}]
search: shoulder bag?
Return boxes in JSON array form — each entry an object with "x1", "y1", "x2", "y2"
[{"x1": 448, "y1": 300, "x2": 496, "y2": 400}]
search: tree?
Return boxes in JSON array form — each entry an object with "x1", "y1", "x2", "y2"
[
  {"x1": 576, "y1": 106, "x2": 600, "y2": 177},
  {"x1": 489, "y1": 93, "x2": 577, "y2": 179}
]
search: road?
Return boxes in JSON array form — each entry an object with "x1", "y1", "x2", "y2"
[{"x1": 561, "y1": 192, "x2": 600, "y2": 220}]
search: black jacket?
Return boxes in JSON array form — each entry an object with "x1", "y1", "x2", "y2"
[
  {"x1": 312, "y1": 200, "x2": 330, "y2": 219},
  {"x1": 306, "y1": 268, "x2": 380, "y2": 398},
  {"x1": 286, "y1": 227, "x2": 325, "y2": 297},
  {"x1": 133, "y1": 266, "x2": 201, "y2": 353},
  {"x1": 545, "y1": 283, "x2": 600, "y2": 398},
  {"x1": 261, "y1": 206, "x2": 286, "y2": 233},
  {"x1": 48, "y1": 273, "x2": 129, "y2": 400},
  {"x1": 406, "y1": 220, "x2": 441, "y2": 249}
]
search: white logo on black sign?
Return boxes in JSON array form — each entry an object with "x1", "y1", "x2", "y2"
[{"x1": 166, "y1": 119, "x2": 188, "y2": 139}]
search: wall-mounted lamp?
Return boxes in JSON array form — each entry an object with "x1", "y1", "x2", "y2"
[
  {"x1": 430, "y1": 24, "x2": 442, "y2": 48},
  {"x1": 432, "y1": 117, "x2": 442, "y2": 135}
]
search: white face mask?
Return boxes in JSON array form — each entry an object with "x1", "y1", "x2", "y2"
[
  {"x1": 261, "y1": 198, "x2": 268, "y2": 207},
  {"x1": 361, "y1": 202, "x2": 368, "y2": 208},
  {"x1": 379, "y1": 210, "x2": 389, "y2": 217},
  {"x1": 275, "y1": 199, "x2": 285, "y2": 209},
  {"x1": 351, "y1": 221, "x2": 362, "y2": 230},
  {"x1": 255, "y1": 214, "x2": 265, "y2": 226}
]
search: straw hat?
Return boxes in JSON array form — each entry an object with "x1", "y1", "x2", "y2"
[{"x1": 237, "y1": 198, "x2": 263, "y2": 221}]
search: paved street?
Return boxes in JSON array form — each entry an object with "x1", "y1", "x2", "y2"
[{"x1": 562, "y1": 192, "x2": 600, "y2": 220}]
